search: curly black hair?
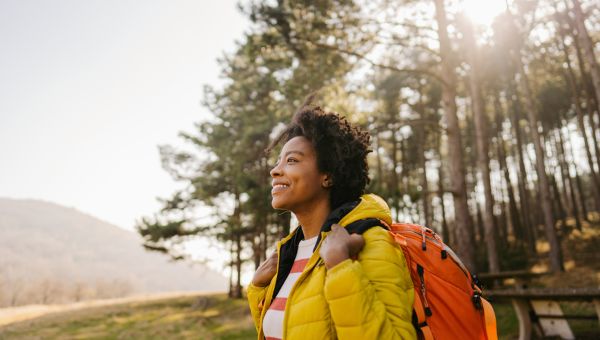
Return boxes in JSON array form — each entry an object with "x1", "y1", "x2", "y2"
[{"x1": 269, "y1": 101, "x2": 372, "y2": 209}]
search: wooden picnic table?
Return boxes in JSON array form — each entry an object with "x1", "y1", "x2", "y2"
[{"x1": 486, "y1": 287, "x2": 600, "y2": 340}]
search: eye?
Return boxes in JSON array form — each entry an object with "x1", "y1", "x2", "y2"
[{"x1": 287, "y1": 157, "x2": 298, "y2": 163}]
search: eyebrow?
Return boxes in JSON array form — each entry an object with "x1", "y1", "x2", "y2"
[
  {"x1": 277, "y1": 150, "x2": 305, "y2": 161},
  {"x1": 284, "y1": 150, "x2": 305, "y2": 157}
]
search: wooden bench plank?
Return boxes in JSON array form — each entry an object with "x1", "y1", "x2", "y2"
[
  {"x1": 486, "y1": 287, "x2": 600, "y2": 300},
  {"x1": 486, "y1": 287, "x2": 600, "y2": 339},
  {"x1": 531, "y1": 300, "x2": 575, "y2": 339}
]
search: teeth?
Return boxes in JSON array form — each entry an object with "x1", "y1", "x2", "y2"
[{"x1": 274, "y1": 184, "x2": 288, "y2": 188}]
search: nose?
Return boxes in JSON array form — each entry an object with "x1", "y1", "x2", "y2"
[{"x1": 270, "y1": 160, "x2": 282, "y2": 178}]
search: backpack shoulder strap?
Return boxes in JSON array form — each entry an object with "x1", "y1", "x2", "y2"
[
  {"x1": 344, "y1": 218, "x2": 388, "y2": 235},
  {"x1": 482, "y1": 298, "x2": 498, "y2": 340},
  {"x1": 413, "y1": 292, "x2": 434, "y2": 340}
]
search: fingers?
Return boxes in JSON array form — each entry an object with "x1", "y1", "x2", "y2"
[
  {"x1": 257, "y1": 251, "x2": 277, "y2": 271},
  {"x1": 327, "y1": 224, "x2": 364, "y2": 257},
  {"x1": 252, "y1": 251, "x2": 278, "y2": 287},
  {"x1": 269, "y1": 251, "x2": 278, "y2": 260},
  {"x1": 347, "y1": 234, "x2": 365, "y2": 256},
  {"x1": 330, "y1": 224, "x2": 347, "y2": 235}
]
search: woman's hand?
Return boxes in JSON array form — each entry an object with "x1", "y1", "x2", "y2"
[
  {"x1": 251, "y1": 251, "x2": 278, "y2": 287},
  {"x1": 320, "y1": 224, "x2": 365, "y2": 269}
]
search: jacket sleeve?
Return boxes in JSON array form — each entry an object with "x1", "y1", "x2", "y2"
[
  {"x1": 247, "y1": 282, "x2": 268, "y2": 332},
  {"x1": 324, "y1": 227, "x2": 416, "y2": 340}
]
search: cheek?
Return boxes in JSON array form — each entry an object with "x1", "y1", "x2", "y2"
[{"x1": 300, "y1": 174, "x2": 326, "y2": 195}]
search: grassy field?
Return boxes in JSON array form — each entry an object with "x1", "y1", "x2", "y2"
[
  {"x1": 1, "y1": 292, "x2": 599, "y2": 339},
  {"x1": 0, "y1": 292, "x2": 516, "y2": 339},
  {"x1": 0, "y1": 294, "x2": 256, "y2": 340}
]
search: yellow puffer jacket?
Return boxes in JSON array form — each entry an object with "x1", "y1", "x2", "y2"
[{"x1": 247, "y1": 194, "x2": 416, "y2": 339}]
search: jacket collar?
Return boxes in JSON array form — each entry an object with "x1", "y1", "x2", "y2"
[{"x1": 272, "y1": 199, "x2": 359, "y2": 299}]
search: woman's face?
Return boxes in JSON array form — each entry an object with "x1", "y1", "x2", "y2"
[{"x1": 270, "y1": 136, "x2": 331, "y2": 213}]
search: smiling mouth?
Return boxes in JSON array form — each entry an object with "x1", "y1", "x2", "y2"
[{"x1": 271, "y1": 184, "x2": 289, "y2": 194}]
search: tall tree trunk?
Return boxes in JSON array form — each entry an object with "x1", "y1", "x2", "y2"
[
  {"x1": 553, "y1": 128, "x2": 576, "y2": 221},
  {"x1": 463, "y1": 21, "x2": 499, "y2": 273},
  {"x1": 549, "y1": 168, "x2": 566, "y2": 226},
  {"x1": 557, "y1": 125, "x2": 583, "y2": 229},
  {"x1": 400, "y1": 138, "x2": 409, "y2": 221},
  {"x1": 437, "y1": 129, "x2": 450, "y2": 243},
  {"x1": 231, "y1": 192, "x2": 243, "y2": 299},
  {"x1": 475, "y1": 198, "x2": 484, "y2": 244},
  {"x1": 493, "y1": 94, "x2": 524, "y2": 244},
  {"x1": 565, "y1": 126, "x2": 591, "y2": 221},
  {"x1": 234, "y1": 232, "x2": 243, "y2": 298},
  {"x1": 571, "y1": 0, "x2": 600, "y2": 116},
  {"x1": 466, "y1": 123, "x2": 483, "y2": 244},
  {"x1": 496, "y1": 179, "x2": 509, "y2": 249},
  {"x1": 375, "y1": 129, "x2": 384, "y2": 194},
  {"x1": 228, "y1": 241, "x2": 234, "y2": 298},
  {"x1": 508, "y1": 86, "x2": 537, "y2": 255},
  {"x1": 574, "y1": 171, "x2": 589, "y2": 221},
  {"x1": 434, "y1": 0, "x2": 476, "y2": 271},
  {"x1": 253, "y1": 234, "x2": 261, "y2": 270},
  {"x1": 511, "y1": 45, "x2": 564, "y2": 272},
  {"x1": 419, "y1": 133, "x2": 432, "y2": 226},
  {"x1": 391, "y1": 123, "x2": 400, "y2": 221},
  {"x1": 417, "y1": 85, "x2": 432, "y2": 227},
  {"x1": 555, "y1": 11, "x2": 600, "y2": 212},
  {"x1": 568, "y1": 4, "x2": 600, "y2": 175},
  {"x1": 438, "y1": 160, "x2": 450, "y2": 243}
]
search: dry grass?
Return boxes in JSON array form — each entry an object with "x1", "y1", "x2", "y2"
[
  {"x1": 0, "y1": 293, "x2": 255, "y2": 340},
  {"x1": 0, "y1": 291, "x2": 221, "y2": 328}
]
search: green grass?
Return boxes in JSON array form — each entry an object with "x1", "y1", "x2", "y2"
[
  {"x1": 494, "y1": 302, "x2": 519, "y2": 340},
  {"x1": 0, "y1": 294, "x2": 256, "y2": 340}
]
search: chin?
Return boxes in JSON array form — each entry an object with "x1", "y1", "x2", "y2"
[{"x1": 271, "y1": 196, "x2": 289, "y2": 210}]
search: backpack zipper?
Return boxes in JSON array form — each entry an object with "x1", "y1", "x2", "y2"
[
  {"x1": 402, "y1": 229, "x2": 443, "y2": 247},
  {"x1": 403, "y1": 229, "x2": 473, "y2": 282},
  {"x1": 417, "y1": 264, "x2": 433, "y2": 317}
]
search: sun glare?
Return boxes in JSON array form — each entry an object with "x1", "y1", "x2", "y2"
[{"x1": 461, "y1": 0, "x2": 507, "y2": 26}]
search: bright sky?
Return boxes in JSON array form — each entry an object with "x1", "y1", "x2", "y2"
[
  {"x1": 0, "y1": 0, "x2": 248, "y2": 231},
  {"x1": 461, "y1": 0, "x2": 506, "y2": 26}
]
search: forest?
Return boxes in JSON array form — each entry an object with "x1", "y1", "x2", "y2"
[{"x1": 136, "y1": 0, "x2": 600, "y2": 299}]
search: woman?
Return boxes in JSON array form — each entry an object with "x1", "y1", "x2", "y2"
[{"x1": 247, "y1": 102, "x2": 416, "y2": 340}]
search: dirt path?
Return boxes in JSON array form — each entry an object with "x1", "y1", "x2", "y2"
[{"x1": 0, "y1": 290, "x2": 224, "y2": 327}]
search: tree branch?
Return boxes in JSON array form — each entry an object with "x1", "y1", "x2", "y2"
[{"x1": 303, "y1": 39, "x2": 446, "y2": 85}]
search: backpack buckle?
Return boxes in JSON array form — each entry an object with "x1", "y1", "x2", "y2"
[{"x1": 472, "y1": 292, "x2": 483, "y2": 310}]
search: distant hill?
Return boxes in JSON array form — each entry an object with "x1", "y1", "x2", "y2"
[{"x1": 0, "y1": 198, "x2": 227, "y2": 306}]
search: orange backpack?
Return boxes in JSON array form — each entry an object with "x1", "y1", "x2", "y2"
[{"x1": 347, "y1": 220, "x2": 497, "y2": 340}]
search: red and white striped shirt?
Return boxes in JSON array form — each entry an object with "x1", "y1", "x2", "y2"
[{"x1": 262, "y1": 236, "x2": 318, "y2": 340}]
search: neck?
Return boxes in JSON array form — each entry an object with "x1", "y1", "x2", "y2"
[{"x1": 294, "y1": 200, "x2": 331, "y2": 240}]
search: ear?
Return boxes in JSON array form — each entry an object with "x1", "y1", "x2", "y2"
[{"x1": 322, "y1": 174, "x2": 333, "y2": 188}]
